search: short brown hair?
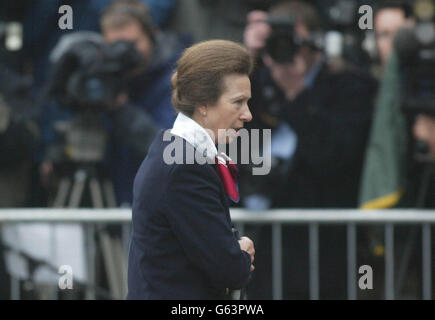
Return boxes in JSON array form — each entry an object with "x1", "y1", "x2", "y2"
[
  {"x1": 171, "y1": 40, "x2": 253, "y2": 117},
  {"x1": 100, "y1": 0, "x2": 156, "y2": 42}
]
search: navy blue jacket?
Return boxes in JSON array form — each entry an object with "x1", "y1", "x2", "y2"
[{"x1": 127, "y1": 131, "x2": 252, "y2": 299}]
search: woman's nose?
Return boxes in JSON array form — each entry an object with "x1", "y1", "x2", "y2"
[{"x1": 241, "y1": 106, "x2": 253, "y2": 122}]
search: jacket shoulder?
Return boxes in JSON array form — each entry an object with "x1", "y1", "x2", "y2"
[{"x1": 142, "y1": 130, "x2": 221, "y2": 187}]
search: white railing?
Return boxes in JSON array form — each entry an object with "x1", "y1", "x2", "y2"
[{"x1": 0, "y1": 208, "x2": 434, "y2": 300}]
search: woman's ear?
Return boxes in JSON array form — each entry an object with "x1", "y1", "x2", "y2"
[{"x1": 198, "y1": 105, "x2": 207, "y2": 117}]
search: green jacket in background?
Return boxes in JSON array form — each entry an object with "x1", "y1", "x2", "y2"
[{"x1": 359, "y1": 51, "x2": 408, "y2": 209}]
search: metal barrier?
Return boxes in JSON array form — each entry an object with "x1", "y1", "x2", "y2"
[{"x1": 0, "y1": 208, "x2": 434, "y2": 300}]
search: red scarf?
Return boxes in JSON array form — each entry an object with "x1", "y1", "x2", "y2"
[{"x1": 214, "y1": 153, "x2": 239, "y2": 203}]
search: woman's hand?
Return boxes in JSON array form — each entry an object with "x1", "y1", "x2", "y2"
[{"x1": 238, "y1": 236, "x2": 255, "y2": 271}]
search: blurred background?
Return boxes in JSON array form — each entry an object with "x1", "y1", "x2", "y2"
[{"x1": 0, "y1": 0, "x2": 434, "y2": 300}]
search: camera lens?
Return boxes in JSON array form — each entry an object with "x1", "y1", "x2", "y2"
[{"x1": 265, "y1": 34, "x2": 299, "y2": 64}]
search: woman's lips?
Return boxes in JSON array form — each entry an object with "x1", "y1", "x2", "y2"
[{"x1": 226, "y1": 128, "x2": 242, "y2": 137}]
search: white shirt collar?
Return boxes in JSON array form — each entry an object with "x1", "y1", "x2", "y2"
[{"x1": 170, "y1": 112, "x2": 218, "y2": 161}]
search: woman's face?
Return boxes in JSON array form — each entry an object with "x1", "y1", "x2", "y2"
[{"x1": 202, "y1": 74, "x2": 252, "y2": 144}]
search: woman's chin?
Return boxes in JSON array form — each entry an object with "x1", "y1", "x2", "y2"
[
  {"x1": 225, "y1": 134, "x2": 238, "y2": 145},
  {"x1": 216, "y1": 131, "x2": 237, "y2": 145}
]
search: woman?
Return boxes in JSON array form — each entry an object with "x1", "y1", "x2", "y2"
[{"x1": 127, "y1": 40, "x2": 255, "y2": 299}]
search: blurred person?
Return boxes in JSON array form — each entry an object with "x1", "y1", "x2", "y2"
[
  {"x1": 359, "y1": 50, "x2": 435, "y2": 299},
  {"x1": 17, "y1": 0, "x2": 176, "y2": 93},
  {"x1": 241, "y1": 0, "x2": 378, "y2": 299},
  {"x1": 359, "y1": 0, "x2": 435, "y2": 295},
  {"x1": 373, "y1": 0, "x2": 413, "y2": 76},
  {"x1": 0, "y1": 64, "x2": 39, "y2": 206},
  {"x1": 100, "y1": 0, "x2": 187, "y2": 129},
  {"x1": 0, "y1": 64, "x2": 40, "y2": 299},
  {"x1": 40, "y1": 32, "x2": 159, "y2": 206},
  {"x1": 128, "y1": 40, "x2": 255, "y2": 299},
  {"x1": 351, "y1": 0, "x2": 414, "y2": 299}
]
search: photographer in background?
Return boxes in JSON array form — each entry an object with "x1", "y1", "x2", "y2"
[
  {"x1": 241, "y1": 0, "x2": 377, "y2": 299},
  {"x1": 100, "y1": 0, "x2": 187, "y2": 130},
  {"x1": 359, "y1": 0, "x2": 435, "y2": 298},
  {"x1": 40, "y1": 32, "x2": 158, "y2": 207},
  {"x1": 13, "y1": 0, "x2": 176, "y2": 94},
  {"x1": 244, "y1": 0, "x2": 377, "y2": 208}
]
